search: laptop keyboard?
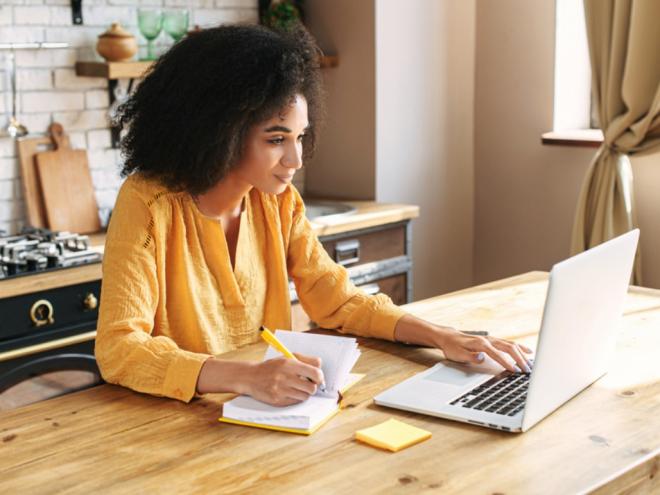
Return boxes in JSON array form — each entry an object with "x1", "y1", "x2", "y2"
[{"x1": 449, "y1": 371, "x2": 530, "y2": 417}]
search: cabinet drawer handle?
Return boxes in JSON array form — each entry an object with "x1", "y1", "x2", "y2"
[
  {"x1": 83, "y1": 292, "x2": 98, "y2": 310},
  {"x1": 335, "y1": 239, "x2": 360, "y2": 266},
  {"x1": 359, "y1": 283, "x2": 380, "y2": 296},
  {"x1": 30, "y1": 299, "x2": 55, "y2": 327}
]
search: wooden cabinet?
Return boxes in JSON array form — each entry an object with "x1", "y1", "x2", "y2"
[
  {"x1": 290, "y1": 220, "x2": 413, "y2": 331},
  {"x1": 367, "y1": 273, "x2": 408, "y2": 305},
  {"x1": 321, "y1": 224, "x2": 406, "y2": 266}
]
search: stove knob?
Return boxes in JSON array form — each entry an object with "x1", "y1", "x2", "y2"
[
  {"x1": 26, "y1": 257, "x2": 39, "y2": 271},
  {"x1": 30, "y1": 299, "x2": 55, "y2": 327},
  {"x1": 6, "y1": 260, "x2": 18, "y2": 276},
  {"x1": 83, "y1": 292, "x2": 98, "y2": 310}
]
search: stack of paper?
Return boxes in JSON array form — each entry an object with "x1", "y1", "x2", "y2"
[{"x1": 219, "y1": 331, "x2": 362, "y2": 435}]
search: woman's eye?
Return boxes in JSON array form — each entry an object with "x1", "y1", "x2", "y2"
[{"x1": 268, "y1": 134, "x2": 305, "y2": 145}]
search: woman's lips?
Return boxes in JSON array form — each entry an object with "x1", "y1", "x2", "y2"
[{"x1": 275, "y1": 175, "x2": 294, "y2": 184}]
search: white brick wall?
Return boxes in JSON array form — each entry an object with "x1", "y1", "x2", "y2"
[
  {"x1": 87, "y1": 129, "x2": 111, "y2": 149},
  {"x1": 14, "y1": 7, "x2": 51, "y2": 26},
  {"x1": 18, "y1": 113, "x2": 52, "y2": 134},
  {"x1": 194, "y1": 8, "x2": 258, "y2": 26},
  {"x1": 0, "y1": 138, "x2": 16, "y2": 157},
  {"x1": 14, "y1": 48, "x2": 77, "y2": 68},
  {"x1": 0, "y1": 180, "x2": 16, "y2": 200},
  {"x1": 84, "y1": 89, "x2": 109, "y2": 109},
  {"x1": 54, "y1": 68, "x2": 105, "y2": 90},
  {"x1": 22, "y1": 91, "x2": 85, "y2": 112},
  {"x1": 0, "y1": 0, "x2": 259, "y2": 233},
  {"x1": 0, "y1": 158, "x2": 18, "y2": 180},
  {"x1": 17, "y1": 69, "x2": 53, "y2": 91},
  {"x1": 52, "y1": 109, "x2": 109, "y2": 131},
  {"x1": 88, "y1": 148, "x2": 119, "y2": 170},
  {"x1": 69, "y1": 131, "x2": 88, "y2": 149},
  {"x1": 0, "y1": 7, "x2": 13, "y2": 26},
  {"x1": 0, "y1": 27, "x2": 45, "y2": 44}
]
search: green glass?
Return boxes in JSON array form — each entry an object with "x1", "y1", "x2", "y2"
[
  {"x1": 138, "y1": 8, "x2": 163, "y2": 60},
  {"x1": 163, "y1": 9, "x2": 189, "y2": 43}
]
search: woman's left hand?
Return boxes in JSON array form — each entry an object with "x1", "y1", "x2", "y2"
[
  {"x1": 435, "y1": 331, "x2": 533, "y2": 373},
  {"x1": 394, "y1": 314, "x2": 533, "y2": 373}
]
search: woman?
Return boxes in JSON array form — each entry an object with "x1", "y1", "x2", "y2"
[{"x1": 96, "y1": 24, "x2": 531, "y2": 406}]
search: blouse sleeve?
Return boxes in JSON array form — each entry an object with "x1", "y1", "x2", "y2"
[
  {"x1": 95, "y1": 182, "x2": 209, "y2": 402},
  {"x1": 284, "y1": 187, "x2": 407, "y2": 340}
]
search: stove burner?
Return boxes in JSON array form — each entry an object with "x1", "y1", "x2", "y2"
[{"x1": 0, "y1": 228, "x2": 101, "y2": 279}]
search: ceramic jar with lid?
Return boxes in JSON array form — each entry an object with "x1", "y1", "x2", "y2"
[{"x1": 96, "y1": 23, "x2": 138, "y2": 62}]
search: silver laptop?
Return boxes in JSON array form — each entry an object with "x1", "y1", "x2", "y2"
[{"x1": 375, "y1": 229, "x2": 639, "y2": 433}]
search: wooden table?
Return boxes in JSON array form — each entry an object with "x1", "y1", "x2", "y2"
[{"x1": 0, "y1": 272, "x2": 658, "y2": 494}]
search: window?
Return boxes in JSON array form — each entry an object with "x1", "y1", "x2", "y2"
[
  {"x1": 553, "y1": 0, "x2": 591, "y2": 131},
  {"x1": 543, "y1": 0, "x2": 603, "y2": 146}
]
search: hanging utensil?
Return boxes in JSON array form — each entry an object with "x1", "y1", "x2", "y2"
[{"x1": 4, "y1": 50, "x2": 28, "y2": 138}]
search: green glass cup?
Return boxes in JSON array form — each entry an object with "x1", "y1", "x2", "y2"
[
  {"x1": 163, "y1": 9, "x2": 189, "y2": 43},
  {"x1": 137, "y1": 8, "x2": 163, "y2": 60}
]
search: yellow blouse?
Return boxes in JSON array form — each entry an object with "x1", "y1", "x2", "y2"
[{"x1": 95, "y1": 175, "x2": 406, "y2": 402}]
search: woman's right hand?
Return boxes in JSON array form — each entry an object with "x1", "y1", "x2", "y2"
[{"x1": 243, "y1": 353, "x2": 325, "y2": 406}]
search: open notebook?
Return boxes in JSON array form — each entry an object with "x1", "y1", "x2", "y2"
[{"x1": 219, "y1": 331, "x2": 362, "y2": 435}]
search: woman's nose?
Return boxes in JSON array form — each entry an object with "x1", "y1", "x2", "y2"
[{"x1": 282, "y1": 142, "x2": 303, "y2": 169}]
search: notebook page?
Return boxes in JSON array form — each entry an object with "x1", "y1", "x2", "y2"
[
  {"x1": 334, "y1": 346, "x2": 361, "y2": 389},
  {"x1": 263, "y1": 331, "x2": 359, "y2": 398}
]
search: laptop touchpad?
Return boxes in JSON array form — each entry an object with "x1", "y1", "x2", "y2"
[{"x1": 425, "y1": 364, "x2": 482, "y2": 387}]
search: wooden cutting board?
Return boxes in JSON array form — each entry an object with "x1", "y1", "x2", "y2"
[
  {"x1": 17, "y1": 135, "x2": 53, "y2": 228},
  {"x1": 35, "y1": 123, "x2": 101, "y2": 234}
]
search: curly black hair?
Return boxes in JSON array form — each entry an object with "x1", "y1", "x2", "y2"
[{"x1": 116, "y1": 23, "x2": 324, "y2": 195}]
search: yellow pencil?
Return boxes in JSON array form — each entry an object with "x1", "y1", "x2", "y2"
[{"x1": 259, "y1": 326, "x2": 296, "y2": 359}]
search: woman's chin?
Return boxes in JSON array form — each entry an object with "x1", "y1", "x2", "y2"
[{"x1": 254, "y1": 182, "x2": 289, "y2": 195}]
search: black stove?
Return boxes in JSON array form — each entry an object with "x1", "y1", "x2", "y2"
[
  {"x1": 0, "y1": 228, "x2": 102, "y2": 279},
  {"x1": 0, "y1": 228, "x2": 103, "y2": 395}
]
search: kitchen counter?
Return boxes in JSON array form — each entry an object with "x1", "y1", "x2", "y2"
[{"x1": 0, "y1": 201, "x2": 419, "y2": 299}]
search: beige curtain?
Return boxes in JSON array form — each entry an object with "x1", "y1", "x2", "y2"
[{"x1": 571, "y1": 0, "x2": 660, "y2": 284}]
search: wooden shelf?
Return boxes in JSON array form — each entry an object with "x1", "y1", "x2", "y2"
[{"x1": 75, "y1": 60, "x2": 153, "y2": 79}]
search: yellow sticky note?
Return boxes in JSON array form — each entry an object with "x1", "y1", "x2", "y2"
[{"x1": 355, "y1": 418, "x2": 431, "y2": 452}]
